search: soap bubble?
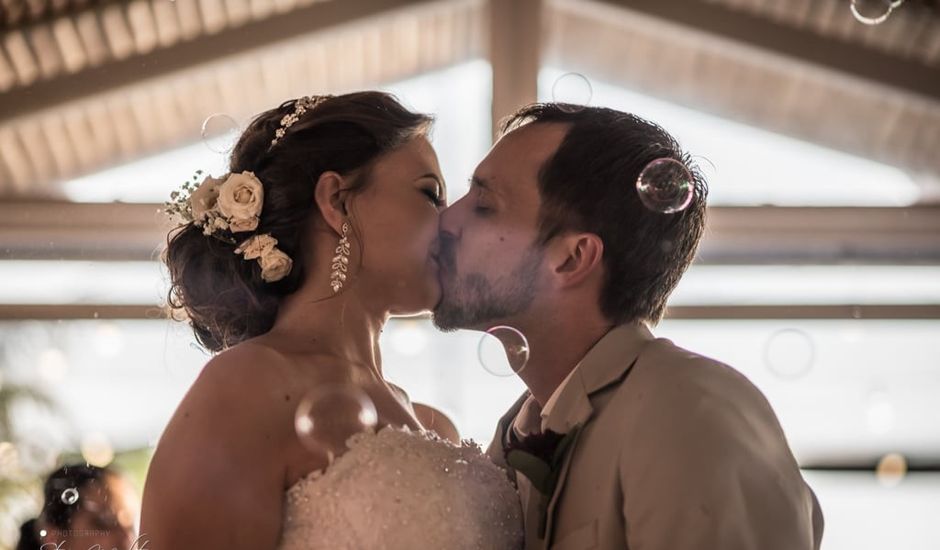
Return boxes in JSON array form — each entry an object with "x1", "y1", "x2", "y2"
[
  {"x1": 294, "y1": 384, "x2": 378, "y2": 460},
  {"x1": 636, "y1": 158, "x2": 695, "y2": 214},
  {"x1": 201, "y1": 113, "x2": 240, "y2": 154},
  {"x1": 850, "y1": 0, "x2": 894, "y2": 25},
  {"x1": 477, "y1": 326, "x2": 530, "y2": 377},
  {"x1": 61, "y1": 487, "x2": 79, "y2": 505},
  {"x1": 763, "y1": 328, "x2": 815, "y2": 380},
  {"x1": 551, "y1": 72, "x2": 593, "y2": 113}
]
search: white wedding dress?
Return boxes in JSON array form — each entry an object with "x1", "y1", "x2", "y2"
[{"x1": 275, "y1": 407, "x2": 524, "y2": 550}]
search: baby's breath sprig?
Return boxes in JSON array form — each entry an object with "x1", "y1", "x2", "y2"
[{"x1": 163, "y1": 169, "x2": 205, "y2": 223}]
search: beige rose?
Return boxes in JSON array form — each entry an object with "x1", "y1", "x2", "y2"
[
  {"x1": 235, "y1": 234, "x2": 278, "y2": 260},
  {"x1": 228, "y1": 216, "x2": 259, "y2": 233},
  {"x1": 190, "y1": 176, "x2": 224, "y2": 222},
  {"x1": 218, "y1": 171, "x2": 264, "y2": 232},
  {"x1": 259, "y1": 248, "x2": 293, "y2": 282}
]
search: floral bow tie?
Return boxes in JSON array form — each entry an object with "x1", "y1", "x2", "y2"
[{"x1": 504, "y1": 425, "x2": 583, "y2": 539}]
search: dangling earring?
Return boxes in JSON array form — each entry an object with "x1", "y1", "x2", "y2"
[{"x1": 330, "y1": 222, "x2": 351, "y2": 293}]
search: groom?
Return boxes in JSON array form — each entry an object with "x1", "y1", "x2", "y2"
[{"x1": 432, "y1": 103, "x2": 824, "y2": 549}]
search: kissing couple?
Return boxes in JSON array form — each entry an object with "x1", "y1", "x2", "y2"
[{"x1": 139, "y1": 91, "x2": 824, "y2": 550}]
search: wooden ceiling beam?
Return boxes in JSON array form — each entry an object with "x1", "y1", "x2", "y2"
[
  {"x1": 488, "y1": 0, "x2": 541, "y2": 141},
  {"x1": 587, "y1": 0, "x2": 940, "y2": 103},
  {"x1": 0, "y1": 0, "x2": 440, "y2": 122},
  {"x1": 2, "y1": 201, "x2": 939, "y2": 263}
]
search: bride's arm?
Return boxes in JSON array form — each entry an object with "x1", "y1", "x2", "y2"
[
  {"x1": 140, "y1": 345, "x2": 291, "y2": 549},
  {"x1": 413, "y1": 403, "x2": 460, "y2": 444}
]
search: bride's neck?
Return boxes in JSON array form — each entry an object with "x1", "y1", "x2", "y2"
[{"x1": 268, "y1": 280, "x2": 387, "y2": 376}]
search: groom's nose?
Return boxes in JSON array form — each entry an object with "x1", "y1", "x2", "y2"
[{"x1": 438, "y1": 197, "x2": 462, "y2": 241}]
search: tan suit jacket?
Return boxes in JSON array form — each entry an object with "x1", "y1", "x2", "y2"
[{"x1": 487, "y1": 322, "x2": 824, "y2": 550}]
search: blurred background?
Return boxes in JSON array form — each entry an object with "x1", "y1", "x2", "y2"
[{"x1": 0, "y1": 0, "x2": 938, "y2": 547}]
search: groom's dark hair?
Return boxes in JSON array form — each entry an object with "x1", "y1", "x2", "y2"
[{"x1": 500, "y1": 104, "x2": 708, "y2": 326}]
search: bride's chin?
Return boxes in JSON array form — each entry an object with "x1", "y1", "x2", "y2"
[
  {"x1": 423, "y1": 278, "x2": 442, "y2": 312},
  {"x1": 389, "y1": 279, "x2": 441, "y2": 317},
  {"x1": 417, "y1": 279, "x2": 443, "y2": 314}
]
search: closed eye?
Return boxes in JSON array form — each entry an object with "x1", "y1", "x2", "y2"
[{"x1": 422, "y1": 188, "x2": 444, "y2": 207}]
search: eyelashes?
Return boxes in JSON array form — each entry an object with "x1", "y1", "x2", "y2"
[{"x1": 422, "y1": 188, "x2": 445, "y2": 207}]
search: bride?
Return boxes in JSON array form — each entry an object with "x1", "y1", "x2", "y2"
[{"x1": 140, "y1": 92, "x2": 523, "y2": 549}]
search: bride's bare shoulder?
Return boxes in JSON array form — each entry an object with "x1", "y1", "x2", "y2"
[
  {"x1": 201, "y1": 338, "x2": 292, "y2": 379},
  {"x1": 180, "y1": 341, "x2": 283, "y2": 401},
  {"x1": 142, "y1": 340, "x2": 300, "y2": 547},
  {"x1": 151, "y1": 338, "x2": 348, "y2": 466},
  {"x1": 155, "y1": 341, "x2": 297, "y2": 449}
]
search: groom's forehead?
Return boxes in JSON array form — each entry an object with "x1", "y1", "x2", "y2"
[{"x1": 478, "y1": 123, "x2": 568, "y2": 195}]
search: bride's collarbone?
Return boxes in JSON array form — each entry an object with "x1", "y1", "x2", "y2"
[
  {"x1": 275, "y1": 359, "x2": 422, "y2": 425},
  {"x1": 208, "y1": 343, "x2": 422, "y2": 435},
  {"x1": 282, "y1": 376, "x2": 420, "y2": 426}
]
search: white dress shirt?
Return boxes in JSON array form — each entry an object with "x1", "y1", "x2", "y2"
[{"x1": 510, "y1": 363, "x2": 581, "y2": 438}]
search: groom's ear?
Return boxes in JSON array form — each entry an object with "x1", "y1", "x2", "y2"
[
  {"x1": 314, "y1": 171, "x2": 349, "y2": 234},
  {"x1": 548, "y1": 232, "x2": 604, "y2": 289}
]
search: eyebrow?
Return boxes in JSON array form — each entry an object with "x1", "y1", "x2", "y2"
[{"x1": 470, "y1": 175, "x2": 498, "y2": 195}]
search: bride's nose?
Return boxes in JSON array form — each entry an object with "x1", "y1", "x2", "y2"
[{"x1": 428, "y1": 235, "x2": 442, "y2": 259}]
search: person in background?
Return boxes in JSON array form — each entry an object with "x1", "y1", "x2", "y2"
[{"x1": 16, "y1": 462, "x2": 138, "y2": 550}]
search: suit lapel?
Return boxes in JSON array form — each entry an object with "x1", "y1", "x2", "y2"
[
  {"x1": 541, "y1": 421, "x2": 586, "y2": 548},
  {"x1": 541, "y1": 322, "x2": 652, "y2": 436},
  {"x1": 540, "y1": 371, "x2": 592, "y2": 548},
  {"x1": 538, "y1": 322, "x2": 655, "y2": 547}
]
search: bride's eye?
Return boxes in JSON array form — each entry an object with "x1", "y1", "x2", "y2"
[{"x1": 422, "y1": 188, "x2": 443, "y2": 206}]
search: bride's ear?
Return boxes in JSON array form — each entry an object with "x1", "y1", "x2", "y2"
[{"x1": 314, "y1": 171, "x2": 349, "y2": 234}]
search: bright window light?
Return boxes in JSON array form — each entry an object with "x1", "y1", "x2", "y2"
[
  {"x1": 539, "y1": 67, "x2": 922, "y2": 207},
  {"x1": 3, "y1": 261, "x2": 937, "y2": 306},
  {"x1": 671, "y1": 265, "x2": 940, "y2": 305},
  {"x1": 61, "y1": 60, "x2": 492, "y2": 204},
  {"x1": 0, "y1": 261, "x2": 167, "y2": 305},
  {"x1": 4, "y1": 317, "x2": 937, "y2": 464}
]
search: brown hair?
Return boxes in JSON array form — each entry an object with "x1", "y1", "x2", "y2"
[
  {"x1": 500, "y1": 103, "x2": 708, "y2": 325},
  {"x1": 163, "y1": 92, "x2": 433, "y2": 352}
]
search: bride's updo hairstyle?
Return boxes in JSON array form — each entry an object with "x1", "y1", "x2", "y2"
[{"x1": 163, "y1": 92, "x2": 433, "y2": 353}]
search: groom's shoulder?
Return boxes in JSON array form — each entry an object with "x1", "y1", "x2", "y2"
[
  {"x1": 598, "y1": 337, "x2": 792, "y2": 478},
  {"x1": 625, "y1": 336, "x2": 776, "y2": 423},
  {"x1": 637, "y1": 336, "x2": 751, "y2": 384}
]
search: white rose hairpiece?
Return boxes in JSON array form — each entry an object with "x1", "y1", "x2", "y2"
[
  {"x1": 163, "y1": 96, "x2": 333, "y2": 283},
  {"x1": 164, "y1": 170, "x2": 293, "y2": 283},
  {"x1": 235, "y1": 234, "x2": 294, "y2": 283},
  {"x1": 164, "y1": 170, "x2": 263, "y2": 234}
]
